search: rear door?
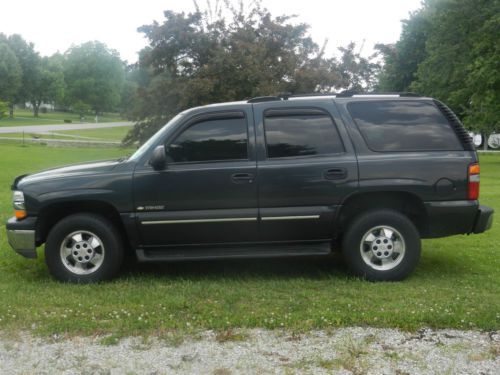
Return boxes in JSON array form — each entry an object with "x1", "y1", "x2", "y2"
[{"x1": 253, "y1": 100, "x2": 358, "y2": 242}]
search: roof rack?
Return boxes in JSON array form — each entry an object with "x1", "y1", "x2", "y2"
[
  {"x1": 246, "y1": 91, "x2": 421, "y2": 103},
  {"x1": 247, "y1": 96, "x2": 283, "y2": 103}
]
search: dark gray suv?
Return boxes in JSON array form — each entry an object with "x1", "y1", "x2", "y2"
[{"x1": 6, "y1": 93, "x2": 494, "y2": 283}]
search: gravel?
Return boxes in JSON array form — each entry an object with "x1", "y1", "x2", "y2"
[{"x1": 0, "y1": 327, "x2": 498, "y2": 374}]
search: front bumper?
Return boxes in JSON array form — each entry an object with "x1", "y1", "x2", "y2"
[{"x1": 5, "y1": 216, "x2": 38, "y2": 258}]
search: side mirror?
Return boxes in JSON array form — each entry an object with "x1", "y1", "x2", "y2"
[{"x1": 149, "y1": 145, "x2": 167, "y2": 170}]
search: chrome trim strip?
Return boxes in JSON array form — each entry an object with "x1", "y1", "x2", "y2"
[
  {"x1": 142, "y1": 217, "x2": 257, "y2": 225},
  {"x1": 261, "y1": 215, "x2": 320, "y2": 221}
]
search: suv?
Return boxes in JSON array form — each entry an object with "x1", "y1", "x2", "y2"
[{"x1": 6, "y1": 93, "x2": 494, "y2": 283}]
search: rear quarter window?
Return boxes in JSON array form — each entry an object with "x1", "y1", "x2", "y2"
[{"x1": 347, "y1": 100, "x2": 463, "y2": 152}]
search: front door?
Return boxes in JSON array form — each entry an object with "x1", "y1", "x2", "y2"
[
  {"x1": 133, "y1": 108, "x2": 258, "y2": 247},
  {"x1": 253, "y1": 100, "x2": 358, "y2": 242}
]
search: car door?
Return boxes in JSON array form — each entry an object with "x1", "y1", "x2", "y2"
[
  {"x1": 133, "y1": 107, "x2": 258, "y2": 247},
  {"x1": 253, "y1": 100, "x2": 358, "y2": 242}
]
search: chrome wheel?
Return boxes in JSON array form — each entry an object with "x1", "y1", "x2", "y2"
[
  {"x1": 359, "y1": 226, "x2": 405, "y2": 271},
  {"x1": 59, "y1": 230, "x2": 105, "y2": 275}
]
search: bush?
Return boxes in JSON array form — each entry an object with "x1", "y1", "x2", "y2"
[
  {"x1": 63, "y1": 119, "x2": 72, "y2": 123},
  {"x1": 40, "y1": 107, "x2": 48, "y2": 114},
  {"x1": 0, "y1": 101, "x2": 8, "y2": 119}
]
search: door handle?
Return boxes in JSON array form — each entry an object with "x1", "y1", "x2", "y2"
[
  {"x1": 231, "y1": 173, "x2": 253, "y2": 184},
  {"x1": 323, "y1": 168, "x2": 347, "y2": 180}
]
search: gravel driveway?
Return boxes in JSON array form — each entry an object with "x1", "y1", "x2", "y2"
[{"x1": 0, "y1": 327, "x2": 498, "y2": 374}]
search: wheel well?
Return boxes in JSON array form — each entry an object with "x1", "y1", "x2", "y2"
[
  {"x1": 36, "y1": 201, "x2": 130, "y2": 251},
  {"x1": 337, "y1": 192, "x2": 427, "y2": 237}
]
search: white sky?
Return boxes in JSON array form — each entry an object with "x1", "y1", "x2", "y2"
[{"x1": 1, "y1": 0, "x2": 423, "y2": 63}]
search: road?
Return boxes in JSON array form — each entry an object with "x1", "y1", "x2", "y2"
[{"x1": 0, "y1": 121, "x2": 133, "y2": 134}]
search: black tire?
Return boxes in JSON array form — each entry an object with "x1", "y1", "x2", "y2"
[
  {"x1": 342, "y1": 209, "x2": 421, "y2": 281},
  {"x1": 45, "y1": 213, "x2": 124, "y2": 283}
]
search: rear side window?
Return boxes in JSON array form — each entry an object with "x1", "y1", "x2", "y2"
[
  {"x1": 347, "y1": 100, "x2": 463, "y2": 152},
  {"x1": 264, "y1": 109, "x2": 344, "y2": 158},
  {"x1": 167, "y1": 117, "x2": 248, "y2": 162}
]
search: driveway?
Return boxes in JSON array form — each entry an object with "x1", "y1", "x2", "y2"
[
  {"x1": 0, "y1": 121, "x2": 133, "y2": 134},
  {"x1": 0, "y1": 328, "x2": 498, "y2": 374}
]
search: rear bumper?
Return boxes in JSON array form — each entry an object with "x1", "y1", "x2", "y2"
[
  {"x1": 5, "y1": 216, "x2": 38, "y2": 258},
  {"x1": 472, "y1": 205, "x2": 494, "y2": 234},
  {"x1": 424, "y1": 200, "x2": 493, "y2": 238}
]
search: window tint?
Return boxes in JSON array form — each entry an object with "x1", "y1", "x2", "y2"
[
  {"x1": 347, "y1": 100, "x2": 463, "y2": 152},
  {"x1": 264, "y1": 111, "x2": 344, "y2": 158},
  {"x1": 167, "y1": 117, "x2": 248, "y2": 162}
]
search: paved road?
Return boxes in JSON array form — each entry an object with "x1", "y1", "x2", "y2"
[{"x1": 0, "y1": 121, "x2": 133, "y2": 134}]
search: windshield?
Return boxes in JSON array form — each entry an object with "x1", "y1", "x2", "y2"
[{"x1": 128, "y1": 113, "x2": 185, "y2": 162}]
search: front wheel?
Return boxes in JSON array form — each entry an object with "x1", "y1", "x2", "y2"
[
  {"x1": 45, "y1": 214, "x2": 124, "y2": 283},
  {"x1": 342, "y1": 210, "x2": 421, "y2": 281}
]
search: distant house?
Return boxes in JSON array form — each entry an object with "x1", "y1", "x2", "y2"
[{"x1": 24, "y1": 102, "x2": 55, "y2": 111}]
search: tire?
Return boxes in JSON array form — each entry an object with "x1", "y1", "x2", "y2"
[
  {"x1": 45, "y1": 213, "x2": 124, "y2": 283},
  {"x1": 341, "y1": 209, "x2": 421, "y2": 281}
]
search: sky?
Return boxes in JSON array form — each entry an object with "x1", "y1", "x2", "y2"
[{"x1": 1, "y1": 0, "x2": 423, "y2": 63}]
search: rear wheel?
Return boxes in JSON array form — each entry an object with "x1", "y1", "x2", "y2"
[
  {"x1": 342, "y1": 210, "x2": 421, "y2": 281},
  {"x1": 45, "y1": 214, "x2": 124, "y2": 283}
]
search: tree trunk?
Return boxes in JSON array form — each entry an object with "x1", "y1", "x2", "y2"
[
  {"x1": 9, "y1": 103, "x2": 14, "y2": 118},
  {"x1": 33, "y1": 101, "x2": 40, "y2": 118},
  {"x1": 483, "y1": 133, "x2": 489, "y2": 150}
]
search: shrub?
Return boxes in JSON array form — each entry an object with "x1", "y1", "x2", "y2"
[{"x1": 0, "y1": 101, "x2": 8, "y2": 119}]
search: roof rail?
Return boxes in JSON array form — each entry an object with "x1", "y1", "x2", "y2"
[
  {"x1": 246, "y1": 91, "x2": 421, "y2": 103},
  {"x1": 288, "y1": 92, "x2": 339, "y2": 98},
  {"x1": 247, "y1": 96, "x2": 282, "y2": 103}
]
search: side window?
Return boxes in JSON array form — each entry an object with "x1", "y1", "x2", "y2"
[
  {"x1": 167, "y1": 116, "x2": 248, "y2": 162},
  {"x1": 264, "y1": 109, "x2": 344, "y2": 158},
  {"x1": 347, "y1": 100, "x2": 463, "y2": 152}
]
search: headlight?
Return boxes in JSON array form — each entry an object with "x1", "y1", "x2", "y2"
[{"x1": 13, "y1": 191, "x2": 27, "y2": 219}]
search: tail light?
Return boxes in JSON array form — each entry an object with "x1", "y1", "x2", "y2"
[{"x1": 468, "y1": 163, "x2": 480, "y2": 200}]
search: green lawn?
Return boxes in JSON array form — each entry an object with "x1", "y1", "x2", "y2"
[
  {"x1": 0, "y1": 108, "x2": 123, "y2": 126},
  {"x1": 0, "y1": 144, "x2": 498, "y2": 338},
  {"x1": 0, "y1": 126, "x2": 132, "y2": 142}
]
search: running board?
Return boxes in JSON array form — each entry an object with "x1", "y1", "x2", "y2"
[{"x1": 136, "y1": 242, "x2": 331, "y2": 262}]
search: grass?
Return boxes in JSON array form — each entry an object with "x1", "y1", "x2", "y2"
[
  {"x1": 0, "y1": 108, "x2": 123, "y2": 126},
  {"x1": 0, "y1": 144, "x2": 498, "y2": 337},
  {"x1": 0, "y1": 126, "x2": 133, "y2": 142}
]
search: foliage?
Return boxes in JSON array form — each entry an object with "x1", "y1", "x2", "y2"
[
  {"x1": 0, "y1": 42, "x2": 22, "y2": 110},
  {"x1": 375, "y1": 9, "x2": 430, "y2": 92},
  {"x1": 376, "y1": 0, "x2": 499, "y2": 136},
  {"x1": 0, "y1": 100, "x2": 9, "y2": 119},
  {"x1": 72, "y1": 100, "x2": 92, "y2": 120},
  {"x1": 0, "y1": 34, "x2": 41, "y2": 115},
  {"x1": 125, "y1": 1, "x2": 379, "y2": 144},
  {"x1": 29, "y1": 55, "x2": 65, "y2": 117},
  {"x1": 63, "y1": 41, "x2": 125, "y2": 115}
]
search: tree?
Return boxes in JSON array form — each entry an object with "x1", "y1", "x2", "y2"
[
  {"x1": 64, "y1": 41, "x2": 125, "y2": 119},
  {"x1": 410, "y1": 0, "x2": 499, "y2": 147},
  {"x1": 28, "y1": 55, "x2": 65, "y2": 117},
  {"x1": 375, "y1": 8, "x2": 430, "y2": 92},
  {"x1": 0, "y1": 34, "x2": 41, "y2": 116},
  {"x1": 377, "y1": 0, "x2": 499, "y2": 147},
  {"x1": 0, "y1": 42, "x2": 22, "y2": 116},
  {"x1": 125, "y1": 1, "x2": 379, "y2": 144}
]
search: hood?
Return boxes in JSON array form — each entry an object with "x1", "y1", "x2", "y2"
[{"x1": 16, "y1": 159, "x2": 121, "y2": 188}]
